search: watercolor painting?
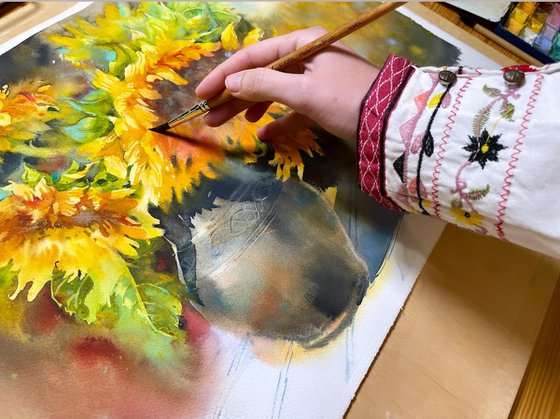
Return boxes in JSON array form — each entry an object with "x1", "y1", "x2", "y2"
[{"x1": 0, "y1": 3, "x2": 495, "y2": 417}]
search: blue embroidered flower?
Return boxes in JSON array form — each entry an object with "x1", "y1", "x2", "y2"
[{"x1": 464, "y1": 129, "x2": 505, "y2": 169}]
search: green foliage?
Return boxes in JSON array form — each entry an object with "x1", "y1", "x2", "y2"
[
  {"x1": 0, "y1": 262, "x2": 16, "y2": 292},
  {"x1": 466, "y1": 184, "x2": 490, "y2": 201},
  {"x1": 50, "y1": 237, "x2": 187, "y2": 340},
  {"x1": 500, "y1": 102, "x2": 515, "y2": 121},
  {"x1": 482, "y1": 84, "x2": 501, "y2": 98},
  {"x1": 51, "y1": 268, "x2": 94, "y2": 320},
  {"x1": 18, "y1": 160, "x2": 131, "y2": 193},
  {"x1": 63, "y1": 89, "x2": 115, "y2": 143},
  {"x1": 48, "y1": 3, "x2": 238, "y2": 79}
]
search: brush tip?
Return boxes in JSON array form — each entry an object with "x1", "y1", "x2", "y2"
[{"x1": 149, "y1": 122, "x2": 171, "y2": 133}]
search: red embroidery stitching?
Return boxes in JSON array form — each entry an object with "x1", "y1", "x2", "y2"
[
  {"x1": 495, "y1": 72, "x2": 544, "y2": 240},
  {"x1": 431, "y1": 77, "x2": 472, "y2": 218},
  {"x1": 358, "y1": 54, "x2": 412, "y2": 211},
  {"x1": 393, "y1": 73, "x2": 439, "y2": 211},
  {"x1": 502, "y1": 65, "x2": 538, "y2": 73}
]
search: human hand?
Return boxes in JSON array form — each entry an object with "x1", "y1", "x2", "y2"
[{"x1": 195, "y1": 27, "x2": 379, "y2": 143}]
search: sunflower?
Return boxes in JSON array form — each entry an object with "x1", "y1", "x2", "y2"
[
  {"x1": 0, "y1": 165, "x2": 160, "y2": 322},
  {"x1": 0, "y1": 82, "x2": 57, "y2": 153}
]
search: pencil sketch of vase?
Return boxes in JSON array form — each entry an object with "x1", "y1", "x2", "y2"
[{"x1": 159, "y1": 161, "x2": 369, "y2": 347}]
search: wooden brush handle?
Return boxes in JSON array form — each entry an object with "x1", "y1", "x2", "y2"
[
  {"x1": 268, "y1": 2, "x2": 404, "y2": 71},
  {"x1": 207, "y1": 2, "x2": 403, "y2": 110}
]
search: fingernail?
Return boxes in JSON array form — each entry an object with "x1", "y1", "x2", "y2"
[{"x1": 225, "y1": 73, "x2": 242, "y2": 92}]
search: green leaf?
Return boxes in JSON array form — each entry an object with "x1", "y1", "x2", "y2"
[
  {"x1": 472, "y1": 107, "x2": 490, "y2": 135},
  {"x1": 138, "y1": 283, "x2": 183, "y2": 337},
  {"x1": 63, "y1": 115, "x2": 113, "y2": 144},
  {"x1": 55, "y1": 161, "x2": 91, "y2": 190},
  {"x1": 466, "y1": 184, "x2": 490, "y2": 201},
  {"x1": 500, "y1": 102, "x2": 515, "y2": 121},
  {"x1": 109, "y1": 281, "x2": 187, "y2": 366},
  {"x1": 90, "y1": 160, "x2": 132, "y2": 192},
  {"x1": 108, "y1": 44, "x2": 139, "y2": 78},
  {"x1": 482, "y1": 84, "x2": 501, "y2": 98},
  {"x1": 68, "y1": 89, "x2": 115, "y2": 116},
  {"x1": 0, "y1": 262, "x2": 17, "y2": 291},
  {"x1": 51, "y1": 269, "x2": 94, "y2": 321},
  {"x1": 21, "y1": 164, "x2": 51, "y2": 186}
]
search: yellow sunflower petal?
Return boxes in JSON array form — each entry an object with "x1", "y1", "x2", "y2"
[
  {"x1": 242, "y1": 27, "x2": 263, "y2": 48},
  {"x1": 0, "y1": 112, "x2": 12, "y2": 127},
  {"x1": 221, "y1": 22, "x2": 239, "y2": 51}
]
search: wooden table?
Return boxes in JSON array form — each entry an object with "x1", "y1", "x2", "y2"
[{"x1": 2, "y1": 3, "x2": 559, "y2": 418}]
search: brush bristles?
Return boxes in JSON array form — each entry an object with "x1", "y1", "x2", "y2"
[{"x1": 150, "y1": 107, "x2": 207, "y2": 133}]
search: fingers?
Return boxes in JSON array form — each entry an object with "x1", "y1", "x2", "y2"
[
  {"x1": 195, "y1": 27, "x2": 327, "y2": 100},
  {"x1": 245, "y1": 101, "x2": 272, "y2": 123},
  {"x1": 225, "y1": 68, "x2": 309, "y2": 112},
  {"x1": 203, "y1": 100, "x2": 272, "y2": 126},
  {"x1": 196, "y1": 35, "x2": 296, "y2": 100},
  {"x1": 256, "y1": 112, "x2": 316, "y2": 142},
  {"x1": 203, "y1": 98, "x2": 255, "y2": 127},
  {"x1": 203, "y1": 67, "x2": 311, "y2": 127}
]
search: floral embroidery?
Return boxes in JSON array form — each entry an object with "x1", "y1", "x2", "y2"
[
  {"x1": 393, "y1": 72, "x2": 453, "y2": 213},
  {"x1": 450, "y1": 206, "x2": 484, "y2": 228},
  {"x1": 464, "y1": 128, "x2": 506, "y2": 169},
  {"x1": 447, "y1": 83, "x2": 517, "y2": 233}
]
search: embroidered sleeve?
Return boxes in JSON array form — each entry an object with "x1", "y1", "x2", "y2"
[{"x1": 358, "y1": 56, "x2": 560, "y2": 258}]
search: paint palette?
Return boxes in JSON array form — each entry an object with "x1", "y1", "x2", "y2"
[{"x1": 502, "y1": 2, "x2": 560, "y2": 62}]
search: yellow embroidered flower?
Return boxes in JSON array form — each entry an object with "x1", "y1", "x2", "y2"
[
  {"x1": 0, "y1": 176, "x2": 160, "y2": 320},
  {"x1": 450, "y1": 207, "x2": 484, "y2": 228},
  {"x1": 428, "y1": 92, "x2": 444, "y2": 108}
]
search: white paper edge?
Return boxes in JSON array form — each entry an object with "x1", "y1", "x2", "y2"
[
  {"x1": 399, "y1": 5, "x2": 501, "y2": 69},
  {"x1": 0, "y1": 2, "x2": 92, "y2": 56}
]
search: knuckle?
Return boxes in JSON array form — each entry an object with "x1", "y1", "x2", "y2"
[
  {"x1": 304, "y1": 26, "x2": 328, "y2": 41},
  {"x1": 243, "y1": 68, "x2": 267, "y2": 97}
]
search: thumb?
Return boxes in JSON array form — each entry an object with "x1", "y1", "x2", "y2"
[{"x1": 225, "y1": 68, "x2": 307, "y2": 112}]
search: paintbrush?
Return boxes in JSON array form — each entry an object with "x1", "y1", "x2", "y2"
[{"x1": 150, "y1": 1, "x2": 404, "y2": 133}]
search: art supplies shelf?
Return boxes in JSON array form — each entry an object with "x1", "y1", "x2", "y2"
[
  {"x1": 458, "y1": 2, "x2": 560, "y2": 65},
  {"x1": 501, "y1": 2, "x2": 560, "y2": 63}
]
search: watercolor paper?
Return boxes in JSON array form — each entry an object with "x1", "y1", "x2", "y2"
[{"x1": 0, "y1": 3, "x2": 496, "y2": 417}]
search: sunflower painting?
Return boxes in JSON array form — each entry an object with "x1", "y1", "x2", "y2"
[{"x1": 0, "y1": 3, "x2": 472, "y2": 417}]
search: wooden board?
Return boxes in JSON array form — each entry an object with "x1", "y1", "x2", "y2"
[
  {"x1": 0, "y1": 3, "x2": 75, "y2": 46},
  {"x1": 347, "y1": 225, "x2": 560, "y2": 418}
]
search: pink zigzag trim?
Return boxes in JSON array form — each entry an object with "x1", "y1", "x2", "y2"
[
  {"x1": 495, "y1": 72, "x2": 543, "y2": 240},
  {"x1": 431, "y1": 77, "x2": 472, "y2": 218}
]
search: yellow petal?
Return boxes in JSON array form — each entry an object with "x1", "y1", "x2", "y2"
[
  {"x1": 221, "y1": 23, "x2": 239, "y2": 51},
  {"x1": 0, "y1": 112, "x2": 12, "y2": 127},
  {"x1": 242, "y1": 27, "x2": 263, "y2": 48},
  {"x1": 428, "y1": 92, "x2": 444, "y2": 109}
]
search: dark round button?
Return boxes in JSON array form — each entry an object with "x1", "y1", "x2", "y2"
[
  {"x1": 503, "y1": 69, "x2": 525, "y2": 87},
  {"x1": 438, "y1": 70, "x2": 457, "y2": 87}
]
